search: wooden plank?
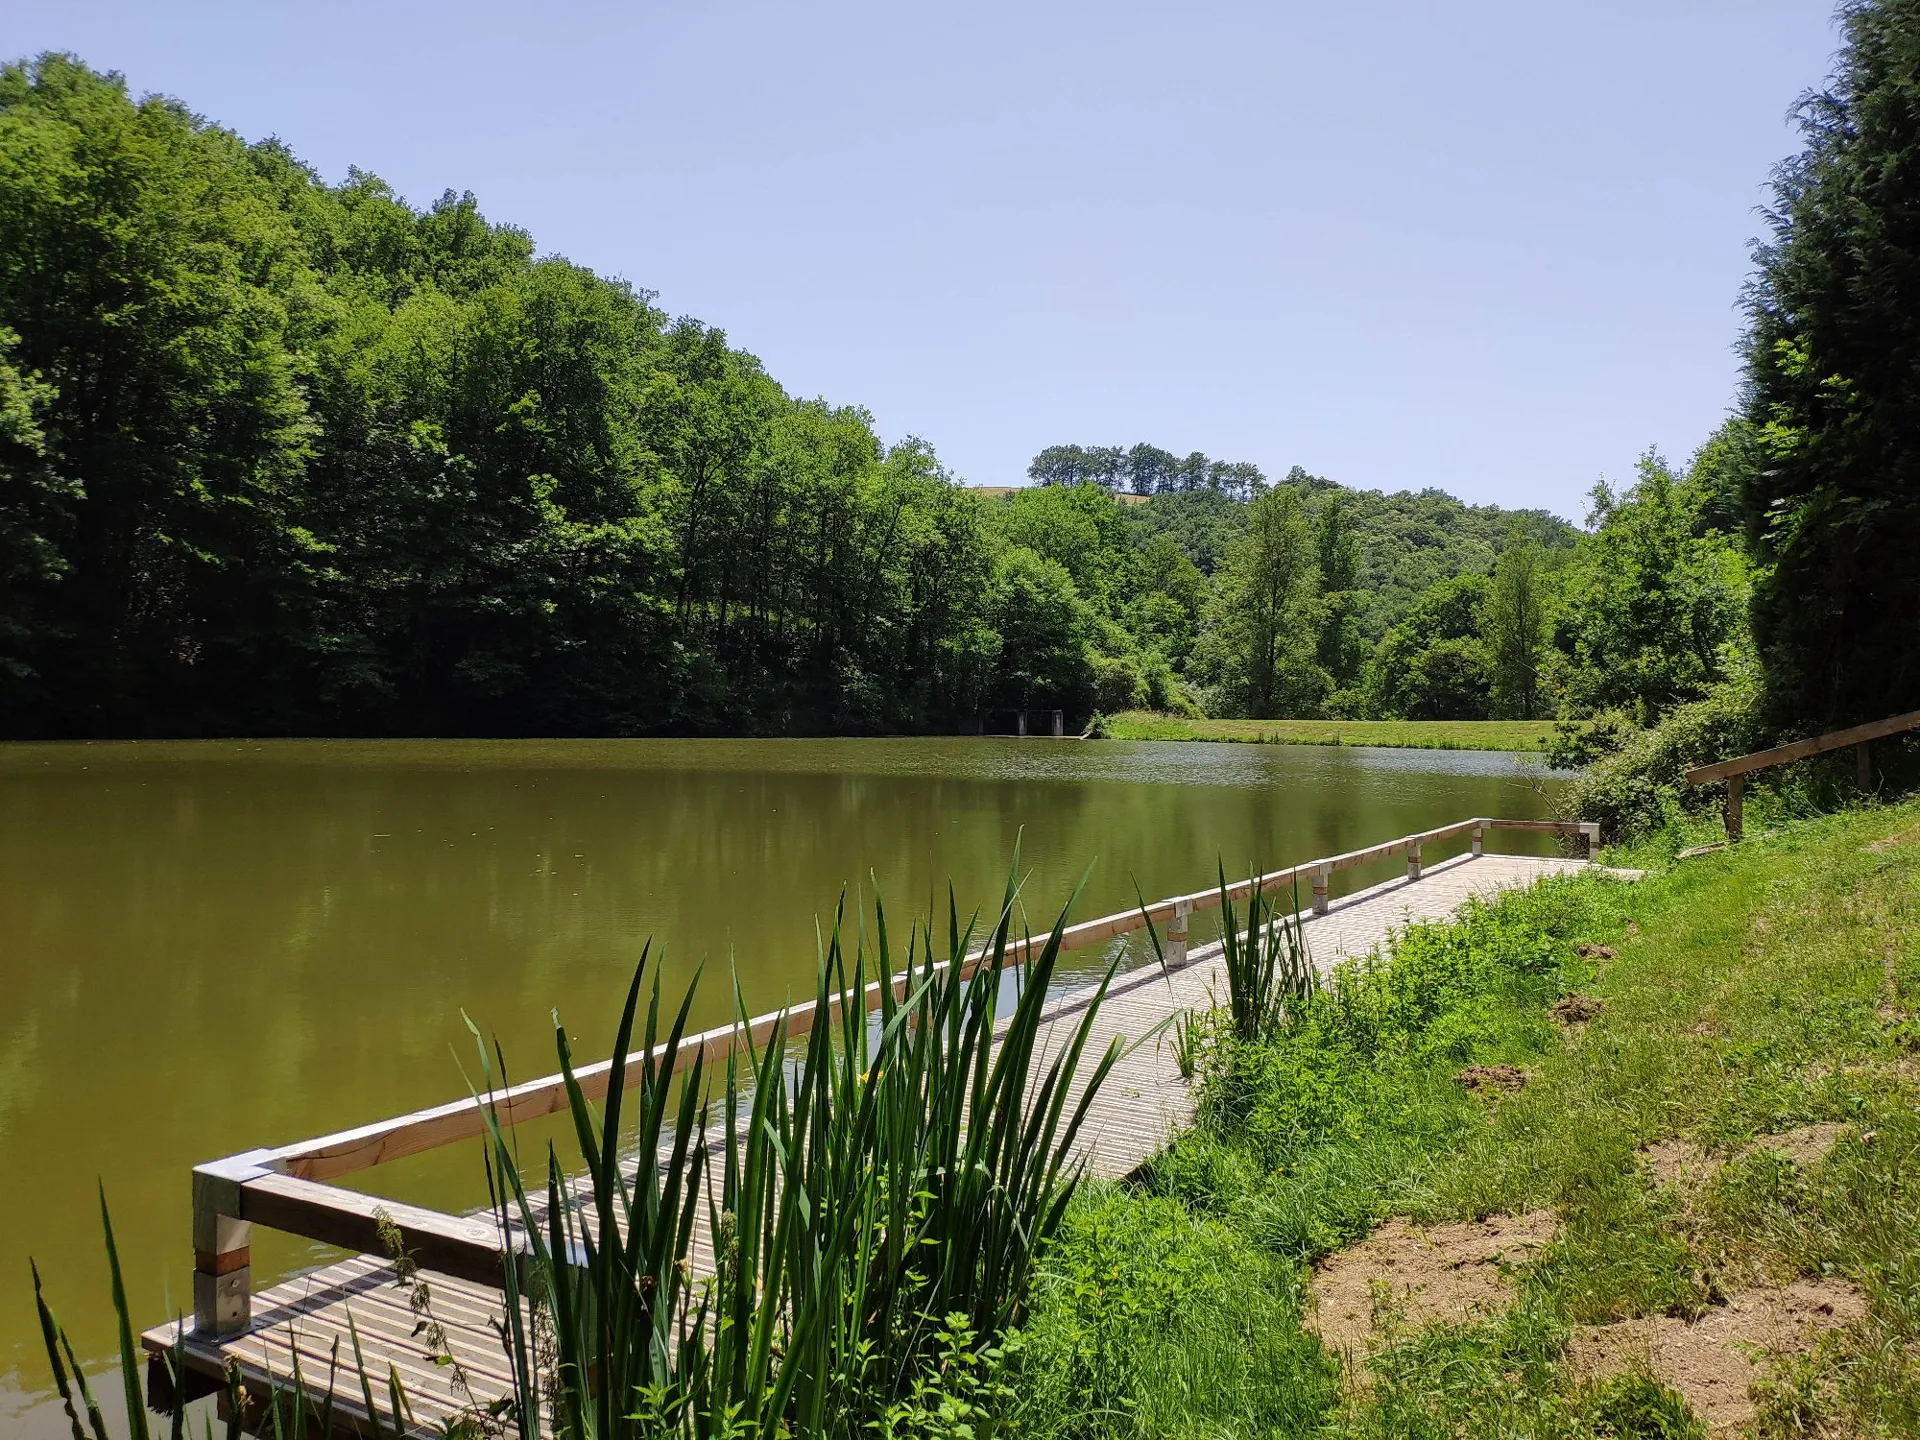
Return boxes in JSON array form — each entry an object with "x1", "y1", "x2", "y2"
[
  {"x1": 271, "y1": 815, "x2": 1582, "y2": 1184},
  {"x1": 154, "y1": 850, "x2": 1601, "y2": 1439},
  {"x1": 238, "y1": 1174, "x2": 519, "y2": 1288},
  {"x1": 1684, "y1": 709, "x2": 1920, "y2": 785}
]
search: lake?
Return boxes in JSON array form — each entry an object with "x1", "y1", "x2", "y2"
[{"x1": 0, "y1": 736, "x2": 1562, "y2": 1424}]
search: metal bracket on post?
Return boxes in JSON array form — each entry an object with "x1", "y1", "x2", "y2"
[
  {"x1": 1165, "y1": 896, "x2": 1192, "y2": 969},
  {"x1": 1471, "y1": 823, "x2": 1484, "y2": 858},
  {"x1": 1577, "y1": 821, "x2": 1601, "y2": 860},
  {"x1": 192, "y1": 1149, "x2": 282, "y2": 1339},
  {"x1": 1406, "y1": 842, "x2": 1422, "y2": 881},
  {"x1": 1311, "y1": 863, "x2": 1330, "y2": 917}
]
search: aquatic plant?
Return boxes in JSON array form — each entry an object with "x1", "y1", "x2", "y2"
[
  {"x1": 34, "y1": 858, "x2": 1119, "y2": 1439},
  {"x1": 1216, "y1": 865, "x2": 1315, "y2": 1044},
  {"x1": 471, "y1": 859, "x2": 1121, "y2": 1437}
]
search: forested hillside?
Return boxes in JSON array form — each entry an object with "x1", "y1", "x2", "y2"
[
  {"x1": 0, "y1": 54, "x2": 1590, "y2": 740},
  {"x1": 1116, "y1": 466, "x2": 1574, "y2": 639},
  {"x1": 0, "y1": 56, "x2": 1004, "y2": 738},
  {"x1": 1, "y1": 45, "x2": 1888, "y2": 746}
]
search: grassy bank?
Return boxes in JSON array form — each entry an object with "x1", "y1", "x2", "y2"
[
  {"x1": 1096, "y1": 711, "x2": 1560, "y2": 751},
  {"x1": 1002, "y1": 800, "x2": 1920, "y2": 1437}
]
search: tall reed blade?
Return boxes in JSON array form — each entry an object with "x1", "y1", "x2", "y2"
[{"x1": 1219, "y1": 864, "x2": 1315, "y2": 1042}]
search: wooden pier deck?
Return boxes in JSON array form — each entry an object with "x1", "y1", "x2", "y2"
[{"x1": 143, "y1": 821, "x2": 1609, "y2": 1435}]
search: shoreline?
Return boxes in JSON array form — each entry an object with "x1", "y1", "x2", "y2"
[{"x1": 1094, "y1": 711, "x2": 1559, "y2": 751}]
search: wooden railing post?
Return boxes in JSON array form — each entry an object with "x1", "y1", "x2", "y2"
[
  {"x1": 192, "y1": 1151, "x2": 280, "y2": 1339},
  {"x1": 1471, "y1": 823, "x2": 1484, "y2": 857},
  {"x1": 1406, "y1": 842, "x2": 1422, "y2": 881},
  {"x1": 1578, "y1": 822, "x2": 1600, "y2": 859},
  {"x1": 1724, "y1": 775, "x2": 1744, "y2": 843},
  {"x1": 1165, "y1": 896, "x2": 1192, "y2": 968},
  {"x1": 1311, "y1": 863, "x2": 1330, "y2": 916}
]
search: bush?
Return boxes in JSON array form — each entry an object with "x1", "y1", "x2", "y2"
[
  {"x1": 1089, "y1": 650, "x2": 1149, "y2": 712},
  {"x1": 1562, "y1": 678, "x2": 1761, "y2": 839}
]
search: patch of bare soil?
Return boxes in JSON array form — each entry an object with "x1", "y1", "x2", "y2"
[
  {"x1": 1308, "y1": 1211, "x2": 1558, "y2": 1354},
  {"x1": 1576, "y1": 942, "x2": 1616, "y2": 961},
  {"x1": 1568, "y1": 1279, "x2": 1866, "y2": 1433},
  {"x1": 1861, "y1": 826, "x2": 1920, "y2": 854},
  {"x1": 1551, "y1": 994, "x2": 1604, "y2": 1028},
  {"x1": 1458, "y1": 1063, "x2": 1526, "y2": 1094},
  {"x1": 1640, "y1": 1138, "x2": 1722, "y2": 1193},
  {"x1": 1746, "y1": 1122, "x2": 1847, "y2": 1167}
]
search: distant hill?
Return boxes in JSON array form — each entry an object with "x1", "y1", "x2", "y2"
[{"x1": 1118, "y1": 467, "x2": 1578, "y2": 639}]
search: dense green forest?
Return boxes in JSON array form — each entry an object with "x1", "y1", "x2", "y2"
[
  {"x1": 0, "y1": 53, "x2": 1583, "y2": 740},
  {"x1": 3, "y1": 13, "x2": 1915, "y2": 748},
  {"x1": 0, "y1": 56, "x2": 1000, "y2": 738}
]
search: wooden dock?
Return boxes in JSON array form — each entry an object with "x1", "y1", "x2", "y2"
[{"x1": 143, "y1": 819, "x2": 1608, "y2": 1435}]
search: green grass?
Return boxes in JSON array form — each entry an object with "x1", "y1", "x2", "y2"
[
  {"x1": 1096, "y1": 711, "x2": 1560, "y2": 751},
  {"x1": 1001, "y1": 798, "x2": 1920, "y2": 1438}
]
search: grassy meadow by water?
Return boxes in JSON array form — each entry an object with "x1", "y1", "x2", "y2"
[
  {"x1": 1098, "y1": 711, "x2": 1561, "y2": 751},
  {"x1": 999, "y1": 799, "x2": 1920, "y2": 1437}
]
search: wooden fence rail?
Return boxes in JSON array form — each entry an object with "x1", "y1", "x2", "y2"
[
  {"x1": 1685, "y1": 708, "x2": 1920, "y2": 841},
  {"x1": 185, "y1": 814, "x2": 1598, "y2": 1341}
]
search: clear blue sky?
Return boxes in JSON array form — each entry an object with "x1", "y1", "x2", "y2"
[{"x1": 11, "y1": 1, "x2": 1842, "y2": 519}]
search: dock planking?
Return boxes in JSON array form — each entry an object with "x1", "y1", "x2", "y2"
[{"x1": 143, "y1": 845, "x2": 1605, "y2": 1436}]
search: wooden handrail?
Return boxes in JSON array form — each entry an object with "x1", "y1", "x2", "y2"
[
  {"x1": 265, "y1": 815, "x2": 1590, "y2": 1182},
  {"x1": 1684, "y1": 709, "x2": 1920, "y2": 785},
  {"x1": 1684, "y1": 708, "x2": 1919, "y2": 841},
  {"x1": 184, "y1": 812, "x2": 1595, "y2": 1336}
]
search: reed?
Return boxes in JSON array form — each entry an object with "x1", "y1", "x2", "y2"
[
  {"x1": 35, "y1": 861, "x2": 1118, "y2": 1438},
  {"x1": 1216, "y1": 864, "x2": 1316, "y2": 1043},
  {"x1": 470, "y1": 859, "x2": 1122, "y2": 1436}
]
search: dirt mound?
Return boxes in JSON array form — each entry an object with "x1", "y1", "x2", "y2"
[
  {"x1": 1743, "y1": 1128, "x2": 1843, "y2": 1175},
  {"x1": 1640, "y1": 1138, "x2": 1721, "y2": 1192},
  {"x1": 1639, "y1": 1124, "x2": 1843, "y2": 1198},
  {"x1": 1551, "y1": 994, "x2": 1604, "y2": 1027},
  {"x1": 1746, "y1": 1122, "x2": 1846, "y2": 1167},
  {"x1": 1862, "y1": 826, "x2": 1920, "y2": 853},
  {"x1": 1307, "y1": 1210, "x2": 1557, "y2": 1354},
  {"x1": 1569, "y1": 1279, "x2": 1866, "y2": 1433},
  {"x1": 1576, "y1": 942, "x2": 1616, "y2": 960},
  {"x1": 1458, "y1": 1063, "x2": 1526, "y2": 1094}
]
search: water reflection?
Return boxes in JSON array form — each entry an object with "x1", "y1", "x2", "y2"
[{"x1": 0, "y1": 736, "x2": 1559, "y2": 1412}]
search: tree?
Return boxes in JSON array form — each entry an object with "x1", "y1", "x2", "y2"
[
  {"x1": 1483, "y1": 525, "x2": 1547, "y2": 719},
  {"x1": 1125, "y1": 442, "x2": 1177, "y2": 495},
  {"x1": 1363, "y1": 574, "x2": 1492, "y2": 720},
  {"x1": 0, "y1": 324, "x2": 70, "y2": 708},
  {"x1": 1552, "y1": 452, "x2": 1748, "y2": 725},
  {"x1": 1199, "y1": 485, "x2": 1322, "y2": 716},
  {"x1": 987, "y1": 547, "x2": 1088, "y2": 710},
  {"x1": 1026, "y1": 444, "x2": 1087, "y2": 487},
  {"x1": 1313, "y1": 494, "x2": 1363, "y2": 693},
  {"x1": 1741, "y1": 0, "x2": 1920, "y2": 730},
  {"x1": 991, "y1": 482, "x2": 1130, "y2": 608}
]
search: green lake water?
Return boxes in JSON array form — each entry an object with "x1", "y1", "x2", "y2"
[{"x1": 0, "y1": 736, "x2": 1563, "y2": 1426}]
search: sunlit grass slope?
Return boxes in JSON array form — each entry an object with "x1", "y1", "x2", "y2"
[{"x1": 1005, "y1": 800, "x2": 1920, "y2": 1437}]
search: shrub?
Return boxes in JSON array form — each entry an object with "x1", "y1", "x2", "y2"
[{"x1": 1562, "y1": 678, "x2": 1761, "y2": 839}]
